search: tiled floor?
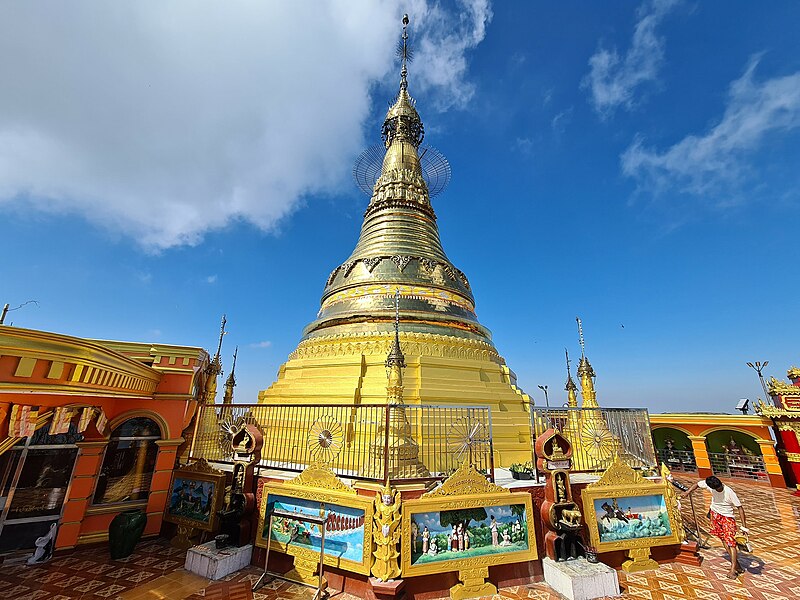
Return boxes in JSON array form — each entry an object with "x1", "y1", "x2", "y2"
[{"x1": 1, "y1": 478, "x2": 799, "y2": 600}]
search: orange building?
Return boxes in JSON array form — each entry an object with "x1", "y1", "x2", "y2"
[
  {"x1": 649, "y1": 413, "x2": 784, "y2": 488},
  {"x1": 0, "y1": 326, "x2": 209, "y2": 554}
]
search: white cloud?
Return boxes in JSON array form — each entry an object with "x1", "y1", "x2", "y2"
[
  {"x1": 249, "y1": 341, "x2": 272, "y2": 349},
  {"x1": 583, "y1": 0, "x2": 679, "y2": 117},
  {"x1": 0, "y1": 1, "x2": 491, "y2": 250},
  {"x1": 621, "y1": 58, "x2": 800, "y2": 202},
  {"x1": 205, "y1": 275, "x2": 218, "y2": 284}
]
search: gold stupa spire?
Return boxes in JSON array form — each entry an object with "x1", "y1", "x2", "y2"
[
  {"x1": 304, "y1": 14, "x2": 486, "y2": 344},
  {"x1": 222, "y1": 346, "x2": 238, "y2": 405},
  {"x1": 368, "y1": 287, "x2": 429, "y2": 479},
  {"x1": 565, "y1": 348, "x2": 578, "y2": 408},
  {"x1": 576, "y1": 317, "x2": 599, "y2": 408},
  {"x1": 386, "y1": 289, "x2": 406, "y2": 397},
  {"x1": 257, "y1": 15, "x2": 535, "y2": 468},
  {"x1": 202, "y1": 315, "x2": 227, "y2": 404}
]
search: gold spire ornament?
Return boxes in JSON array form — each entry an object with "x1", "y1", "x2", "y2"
[
  {"x1": 576, "y1": 317, "x2": 598, "y2": 409},
  {"x1": 368, "y1": 288, "x2": 429, "y2": 479},
  {"x1": 222, "y1": 346, "x2": 238, "y2": 405},
  {"x1": 565, "y1": 348, "x2": 578, "y2": 408},
  {"x1": 203, "y1": 315, "x2": 227, "y2": 405}
]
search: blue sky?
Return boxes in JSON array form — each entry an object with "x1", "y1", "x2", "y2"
[{"x1": 2, "y1": 1, "x2": 799, "y2": 414}]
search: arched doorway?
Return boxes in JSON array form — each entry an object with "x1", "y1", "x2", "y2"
[
  {"x1": 704, "y1": 429, "x2": 767, "y2": 482},
  {"x1": 652, "y1": 427, "x2": 696, "y2": 473}
]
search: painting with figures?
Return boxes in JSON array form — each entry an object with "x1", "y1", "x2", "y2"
[
  {"x1": 409, "y1": 503, "x2": 528, "y2": 566},
  {"x1": 261, "y1": 494, "x2": 366, "y2": 565},
  {"x1": 163, "y1": 462, "x2": 226, "y2": 532},
  {"x1": 592, "y1": 494, "x2": 672, "y2": 543},
  {"x1": 168, "y1": 478, "x2": 216, "y2": 523}
]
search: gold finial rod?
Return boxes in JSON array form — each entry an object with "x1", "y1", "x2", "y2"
[
  {"x1": 214, "y1": 314, "x2": 227, "y2": 363},
  {"x1": 576, "y1": 317, "x2": 586, "y2": 358},
  {"x1": 231, "y1": 345, "x2": 238, "y2": 376},
  {"x1": 400, "y1": 14, "x2": 410, "y2": 91},
  {"x1": 394, "y1": 288, "x2": 401, "y2": 342},
  {"x1": 565, "y1": 348, "x2": 572, "y2": 379},
  {"x1": 386, "y1": 288, "x2": 405, "y2": 369}
]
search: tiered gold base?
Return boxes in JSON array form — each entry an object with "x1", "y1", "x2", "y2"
[{"x1": 259, "y1": 332, "x2": 533, "y2": 466}]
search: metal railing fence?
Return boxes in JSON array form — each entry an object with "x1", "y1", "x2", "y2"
[
  {"x1": 708, "y1": 452, "x2": 768, "y2": 482},
  {"x1": 190, "y1": 402, "x2": 493, "y2": 484},
  {"x1": 656, "y1": 448, "x2": 697, "y2": 473},
  {"x1": 531, "y1": 406, "x2": 657, "y2": 472}
]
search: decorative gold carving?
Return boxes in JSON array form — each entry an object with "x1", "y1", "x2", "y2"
[
  {"x1": 423, "y1": 461, "x2": 508, "y2": 498},
  {"x1": 287, "y1": 463, "x2": 357, "y2": 495},
  {"x1": 371, "y1": 484, "x2": 402, "y2": 582},
  {"x1": 622, "y1": 547, "x2": 659, "y2": 573},
  {"x1": 782, "y1": 452, "x2": 800, "y2": 463},
  {"x1": 284, "y1": 555, "x2": 328, "y2": 591},
  {"x1": 660, "y1": 464, "x2": 685, "y2": 544},
  {"x1": 788, "y1": 366, "x2": 800, "y2": 380},
  {"x1": 768, "y1": 376, "x2": 800, "y2": 396},
  {"x1": 289, "y1": 331, "x2": 502, "y2": 364},
  {"x1": 171, "y1": 524, "x2": 196, "y2": 550},
  {"x1": 756, "y1": 399, "x2": 800, "y2": 417},
  {"x1": 450, "y1": 566, "x2": 496, "y2": 600},
  {"x1": 593, "y1": 454, "x2": 645, "y2": 487},
  {"x1": 180, "y1": 458, "x2": 220, "y2": 474},
  {"x1": 775, "y1": 422, "x2": 800, "y2": 434},
  {"x1": 391, "y1": 255, "x2": 412, "y2": 272}
]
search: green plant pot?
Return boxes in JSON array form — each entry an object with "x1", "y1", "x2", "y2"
[{"x1": 109, "y1": 509, "x2": 147, "y2": 559}]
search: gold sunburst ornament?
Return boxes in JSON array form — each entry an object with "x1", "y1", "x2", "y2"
[
  {"x1": 580, "y1": 420, "x2": 616, "y2": 465},
  {"x1": 446, "y1": 417, "x2": 488, "y2": 466},
  {"x1": 308, "y1": 416, "x2": 344, "y2": 465}
]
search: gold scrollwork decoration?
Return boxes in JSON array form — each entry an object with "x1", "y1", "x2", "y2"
[
  {"x1": 423, "y1": 461, "x2": 508, "y2": 498},
  {"x1": 287, "y1": 463, "x2": 357, "y2": 495}
]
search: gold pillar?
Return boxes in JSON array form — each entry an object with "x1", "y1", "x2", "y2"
[
  {"x1": 755, "y1": 437, "x2": 785, "y2": 486},
  {"x1": 687, "y1": 435, "x2": 711, "y2": 476}
]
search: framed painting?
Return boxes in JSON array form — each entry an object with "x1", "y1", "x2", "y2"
[
  {"x1": 401, "y1": 491, "x2": 536, "y2": 577},
  {"x1": 581, "y1": 457, "x2": 682, "y2": 553},
  {"x1": 163, "y1": 459, "x2": 226, "y2": 532},
  {"x1": 255, "y1": 470, "x2": 375, "y2": 575}
]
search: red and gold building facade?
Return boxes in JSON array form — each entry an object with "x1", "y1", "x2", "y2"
[
  {"x1": 0, "y1": 326, "x2": 208, "y2": 553},
  {"x1": 758, "y1": 367, "x2": 800, "y2": 492}
]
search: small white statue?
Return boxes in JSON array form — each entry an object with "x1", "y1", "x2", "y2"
[{"x1": 27, "y1": 522, "x2": 57, "y2": 565}]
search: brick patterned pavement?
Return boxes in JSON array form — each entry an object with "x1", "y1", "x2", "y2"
[{"x1": 1, "y1": 478, "x2": 799, "y2": 599}]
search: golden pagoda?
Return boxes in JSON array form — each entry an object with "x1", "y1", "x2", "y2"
[{"x1": 258, "y1": 16, "x2": 533, "y2": 465}]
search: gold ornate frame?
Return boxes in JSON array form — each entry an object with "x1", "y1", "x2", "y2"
[
  {"x1": 400, "y1": 464, "x2": 537, "y2": 577},
  {"x1": 580, "y1": 456, "x2": 682, "y2": 553},
  {"x1": 255, "y1": 467, "x2": 375, "y2": 576},
  {"x1": 163, "y1": 459, "x2": 226, "y2": 533}
]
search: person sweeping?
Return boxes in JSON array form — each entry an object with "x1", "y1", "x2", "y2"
[{"x1": 681, "y1": 475, "x2": 749, "y2": 579}]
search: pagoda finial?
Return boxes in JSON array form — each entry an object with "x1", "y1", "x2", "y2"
[
  {"x1": 214, "y1": 314, "x2": 227, "y2": 366},
  {"x1": 202, "y1": 314, "x2": 227, "y2": 404},
  {"x1": 399, "y1": 14, "x2": 410, "y2": 91},
  {"x1": 387, "y1": 289, "x2": 405, "y2": 370},
  {"x1": 565, "y1": 348, "x2": 578, "y2": 408},
  {"x1": 381, "y1": 16, "x2": 424, "y2": 151},
  {"x1": 222, "y1": 346, "x2": 238, "y2": 405},
  {"x1": 575, "y1": 317, "x2": 598, "y2": 408}
]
